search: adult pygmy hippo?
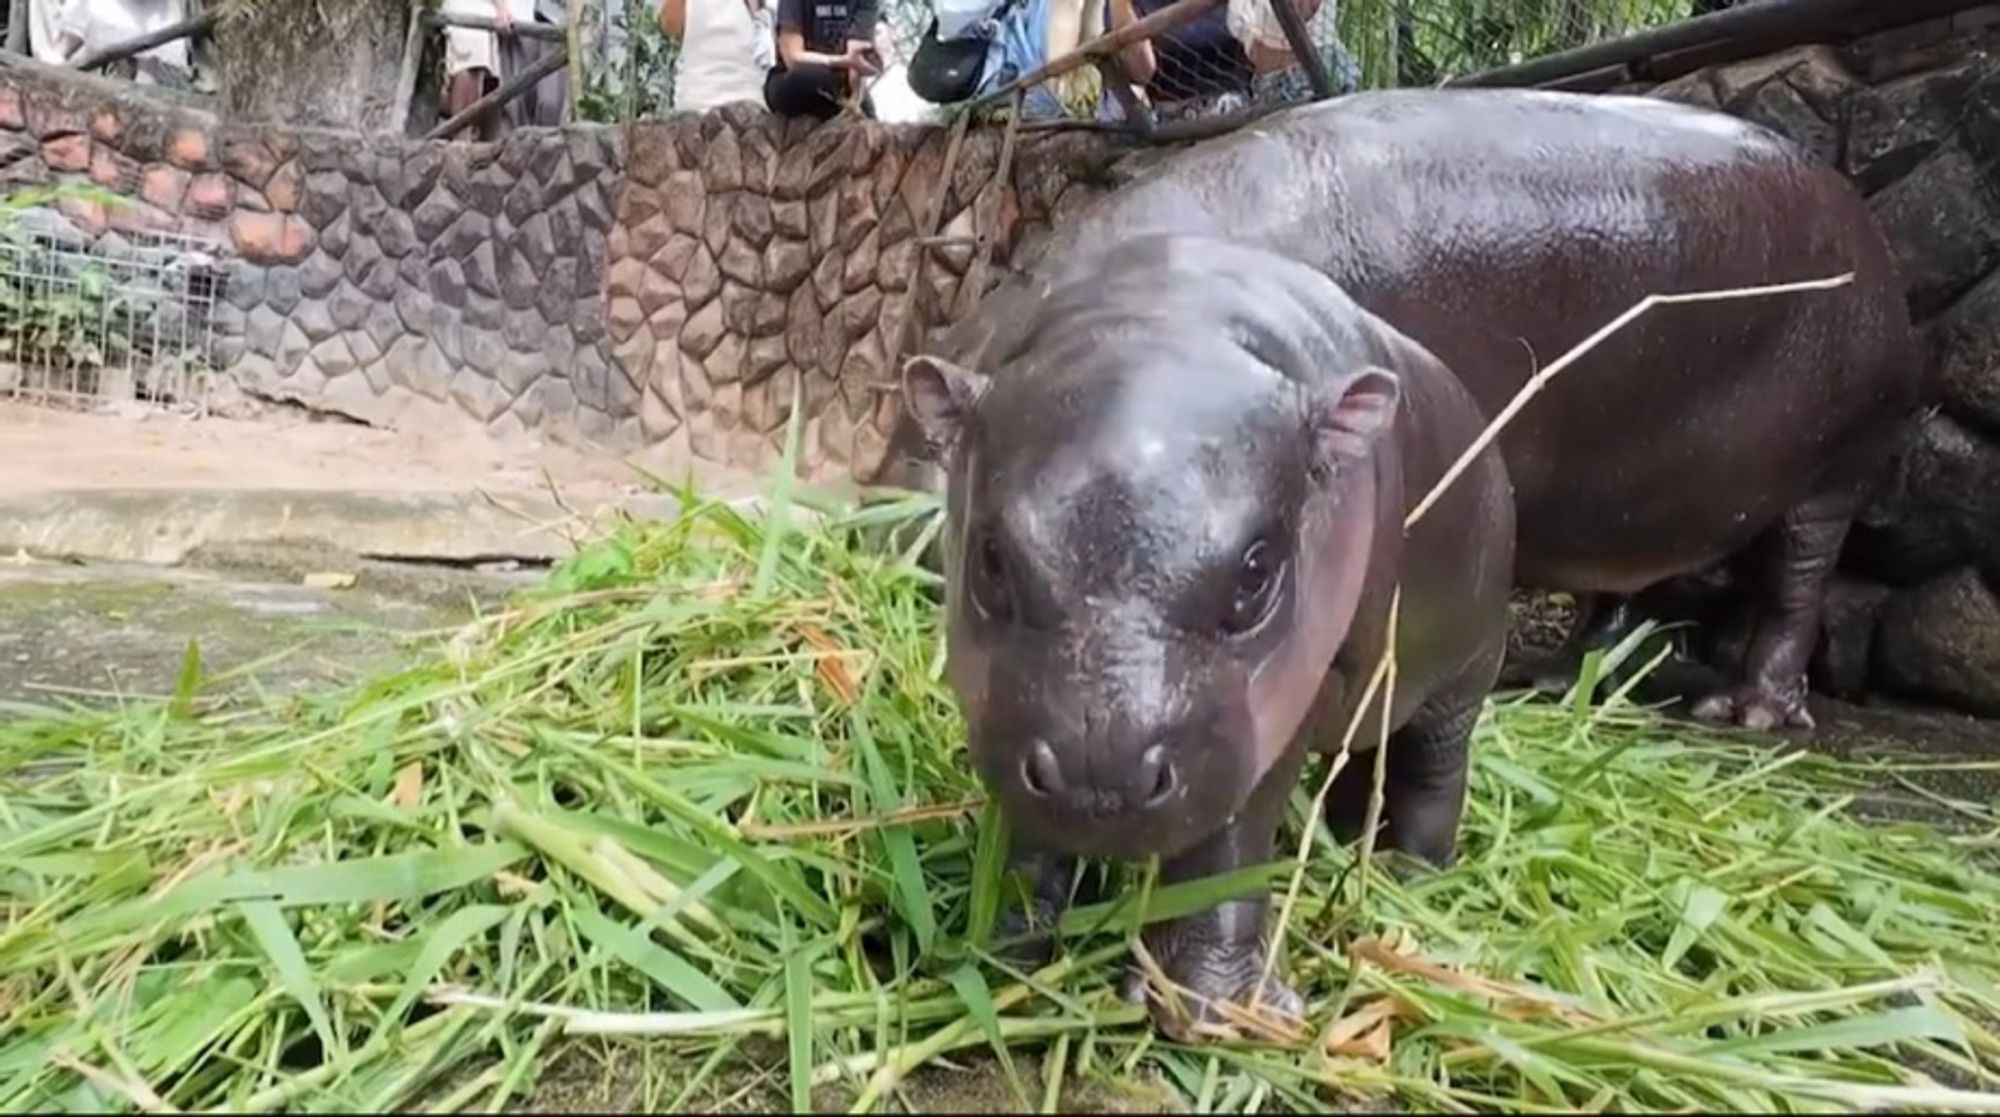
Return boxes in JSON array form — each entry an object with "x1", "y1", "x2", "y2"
[
  {"x1": 881, "y1": 88, "x2": 1921, "y2": 731},
  {"x1": 901, "y1": 234, "x2": 1514, "y2": 1032}
]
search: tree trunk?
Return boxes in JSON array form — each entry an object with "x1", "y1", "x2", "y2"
[{"x1": 214, "y1": 0, "x2": 412, "y2": 129}]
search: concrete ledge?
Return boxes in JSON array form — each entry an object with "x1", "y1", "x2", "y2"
[{"x1": 0, "y1": 488, "x2": 693, "y2": 566}]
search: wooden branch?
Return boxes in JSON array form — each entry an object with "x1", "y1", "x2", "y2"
[
  {"x1": 66, "y1": 10, "x2": 219, "y2": 71},
  {"x1": 393, "y1": 0, "x2": 429, "y2": 134},
  {"x1": 425, "y1": 12, "x2": 568, "y2": 41},
  {"x1": 422, "y1": 44, "x2": 568, "y2": 141},
  {"x1": 968, "y1": 0, "x2": 1220, "y2": 110},
  {"x1": 1267, "y1": 0, "x2": 1335, "y2": 100}
]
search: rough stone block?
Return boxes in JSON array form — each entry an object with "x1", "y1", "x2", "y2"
[
  {"x1": 446, "y1": 209, "x2": 494, "y2": 261},
  {"x1": 450, "y1": 366, "x2": 509, "y2": 422},
  {"x1": 299, "y1": 170, "x2": 349, "y2": 229},
  {"x1": 1738, "y1": 78, "x2": 1840, "y2": 165},
  {"x1": 1877, "y1": 566, "x2": 2000, "y2": 716},
  {"x1": 264, "y1": 160, "x2": 303, "y2": 212},
  {"x1": 765, "y1": 238, "x2": 812, "y2": 295},
  {"x1": 229, "y1": 213, "x2": 314, "y2": 264},
  {"x1": 1811, "y1": 575, "x2": 1893, "y2": 699},
  {"x1": 1937, "y1": 267, "x2": 2000, "y2": 434},
  {"x1": 537, "y1": 259, "x2": 581, "y2": 324},
  {"x1": 704, "y1": 126, "x2": 745, "y2": 193},
  {"x1": 498, "y1": 243, "x2": 540, "y2": 310},
  {"x1": 843, "y1": 228, "x2": 879, "y2": 294},
  {"x1": 1853, "y1": 412, "x2": 2000, "y2": 584},
  {"x1": 1869, "y1": 146, "x2": 2000, "y2": 316},
  {"x1": 0, "y1": 87, "x2": 22, "y2": 131},
  {"x1": 166, "y1": 127, "x2": 212, "y2": 171},
  {"x1": 41, "y1": 133, "x2": 91, "y2": 173},
  {"x1": 185, "y1": 173, "x2": 233, "y2": 219},
  {"x1": 718, "y1": 237, "x2": 763, "y2": 287},
  {"x1": 222, "y1": 136, "x2": 278, "y2": 190},
  {"x1": 87, "y1": 147, "x2": 136, "y2": 192},
  {"x1": 681, "y1": 297, "x2": 726, "y2": 359},
  {"x1": 1846, "y1": 63, "x2": 1979, "y2": 192},
  {"x1": 329, "y1": 281, "x2": 372, "y2": 331},
  {"x1": 365, "y1": 298, "x2": 405, "y2": 353},
  {"x1": 502, "y1": 306, "x2": 546, "y2": 353},
  {"x1": 319, "y1": 210, "x2": 352, "y2": 258},
  {"x1": 683, "y1": 243, "x2": 723, "y2": 308},
  {"x1": 411, "y1": 185, "x2": 460, "y2": 244}
]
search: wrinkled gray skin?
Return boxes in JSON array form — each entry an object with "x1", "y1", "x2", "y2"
[
  {"x1": 879, "y1": 88, "x2": 1921, "y2": 733},
  {"x1": 901, "y1": 234, "x2": 1513, "y2": 1035}
]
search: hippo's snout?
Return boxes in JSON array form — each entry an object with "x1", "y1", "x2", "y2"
[{"x1": 1018, "y1": 741, "x2": 1179, "y2": 816}]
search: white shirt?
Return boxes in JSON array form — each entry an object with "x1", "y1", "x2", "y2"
[{"x1": 673, "y1": 0, "x2": 771, "y2": 113}]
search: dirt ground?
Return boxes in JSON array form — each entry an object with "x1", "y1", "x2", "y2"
[{"x1": 0, "y1": 399, "x2": 764, "y2": 503}]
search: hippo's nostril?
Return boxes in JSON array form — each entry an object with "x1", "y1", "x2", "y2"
[
  {"x1": 1022, "y1": 742, "x2": 1064, "y2": 798},
  {"x1": 1137, "y1": 746, "x2": 1176, "y2": 808}
]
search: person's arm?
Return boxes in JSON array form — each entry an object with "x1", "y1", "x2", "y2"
[
  {"x1": 1106, "y1": 0, "x2": 1156, "y2": 84},
  {"x1": 775, "y1": 0, "x2": 861, "y2": 68},
  {"x1": 658, "y1": 0, "x2": 687, "y2": 40}
]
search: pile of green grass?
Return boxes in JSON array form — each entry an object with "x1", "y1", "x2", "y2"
[{"x1": 2, "y1": 483, "x2": 1998, "y2": 1114}]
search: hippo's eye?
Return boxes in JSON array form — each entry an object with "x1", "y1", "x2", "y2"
[
  {"x1": 1223, "y1": 538, "x2": 1282, "y2": 636},
  {"x1": 968, "y1": 531, "x2": 1013, "y2": 621}
]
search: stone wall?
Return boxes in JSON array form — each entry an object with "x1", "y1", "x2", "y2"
[
  {"x1": 9, "y1": 17, "x2": 2000, "y2": 720},
  {"x1": 0, "y1": 60, "x2": 1106, "y2": 478},
  {"x1": 1626, "y1": 23, "x2": 2000, "y2": 717}
]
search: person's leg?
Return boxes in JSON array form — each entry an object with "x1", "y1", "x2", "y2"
[
  {"x1": 764, "y1": 64, "x2": 847, "y2": 120},
  {"x1": 442, "y1": 0, "x2": 503, "y2": 139}
]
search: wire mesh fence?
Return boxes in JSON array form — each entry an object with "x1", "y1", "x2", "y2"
[
  {"x1": 0, "y1": 205, "x2": 230, "y2": 412},
  {"x1": 560, "y1": 0, "x2": 1720, "y2": 128}
]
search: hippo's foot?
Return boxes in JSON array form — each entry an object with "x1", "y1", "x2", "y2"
[
  {"x1": 1690, "y1": 680, "x2": 1814, "y2": 732},
  {"x1": 1121, "y1": 902, "x2": 1304, "y2": 1041},
  {"x1": 985, "y1": 848, "x2": 1079, "y2": 970},
  {"x1": 989, "y1": 900, "x2": 1061, "y2": 970}
]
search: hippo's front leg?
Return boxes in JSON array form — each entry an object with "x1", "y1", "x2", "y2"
[
  {"x1": 1327, "y1": 687, "x2": 1480, "y2": 870},
  {"x1": 1122, "y1": 753, "x2": 1306, "y2": 1039},
  {"x1": 989, "y1": 846, "x2": 1078, "y2": 969}
]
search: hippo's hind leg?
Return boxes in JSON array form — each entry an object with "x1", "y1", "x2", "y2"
[
  {"x1": 1688, "y1": 492, "x2": 1853, "y2": 731},
  {"x1": 1123, "y1": 754, "x2": 1306, "y2": 1039},
  {"x1": 1689, "y1": 416, "x2": 1905, "y2": 731},
  {"x1": 1325, "y1": 686, "x2": 1479, "y2": 870}
]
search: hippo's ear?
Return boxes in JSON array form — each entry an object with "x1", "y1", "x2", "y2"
[
  {"x1": 902, "y1": 355, "x2": 990, "y2": 460},
  {"x1": 1309, "y1": 367, "x2": 1402, "y2": 469}
]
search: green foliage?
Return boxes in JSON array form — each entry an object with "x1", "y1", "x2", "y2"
[
  {"x1": 1338, "y1": 0, "x2": 1703, "y2": 88},
  {"x1": 577, "y1": 0, "x2": 682, "y2": 122},
  {"x1": 0, "y1": 468, "x2": 1997, "y2": 1112}
]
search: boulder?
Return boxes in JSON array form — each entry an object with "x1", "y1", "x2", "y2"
[{"x1": 1877, "y1": 567, "x2": 2000, "y2": 717}]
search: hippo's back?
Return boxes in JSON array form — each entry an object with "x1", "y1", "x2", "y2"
[{"x1": 1025, "y1": 88, "x2": 1918, "y2": 594}]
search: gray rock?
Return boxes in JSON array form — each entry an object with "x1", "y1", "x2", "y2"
[
  {"x1": 365, "y1": 299, "x2": 405, "y2": 354},
  {"x1": 265, "y1": 265, "x2": 303, "y2": 314},
  {"x1": 395, "y1": 281, "x2": 431, "y2": 335},
  {"x1": 428, "y1": 257, "x2": 467, "y2": 309},
  {"x1": 1846, "y1": 63, "x2": 1979, "y2": 193},
  {"x1": 299, "y1": 170, "x2": 348, "y2": 229},
  {"x1": 464, "y1": 242, "x2": 498, "y2": 299},
  {"x1": 246, "y1": 302, "x2": 285, "y2": 356},
  {"x1": 519, "y1": 212, "x2": 556, "y2": 275},
  {"x1": 299, "y1": 250, "x2": 343, "y2": 300},
  {"x1": 1809, "y1": 576, "x2": 1892, "y2": 700},
  {"x1": 224, "y1": 262, "x2": 266, "y2": 311},
  {"x1": 292, "y1": 296, "x2": 337, "y2": 343},
  {"x1": 1738, "y1": 78, "x2": 1839, "y2": 166},
  {"x1": 328, "y1": 281, "x2": 371, "y2": 331},
  {"x1": 1851, "y1": 412, "x2": 2000, "y2": 584},
  {"x1": 447, "y1": 210, "x2": 494, "y2": 261},
  {"x1": 499, "y1": 242, "x2": 540, "y2": 311},
  {"x1": 412, "y1": 185, "x2": 459, "y2": 245},
  {"x1": 1869, "y1": 146, "x2": 2000, "y2": 316},
  {"x1": 1934, "y1": 266, "x2": 2000, "y2": 435},
  {"x1": 1877, "y1": 567, "x2": 2000, "y2": 717},
  {"x1": 502, "y1": 308, "x2": 545, "y2": 353}
]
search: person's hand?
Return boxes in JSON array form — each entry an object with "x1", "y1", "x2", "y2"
[
  {"x1": 844, "y1": 40, "x2": 881, "y2": 77},
  {"x1": 493, "y1": 1, "x2": 515, "y2": 32}
]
